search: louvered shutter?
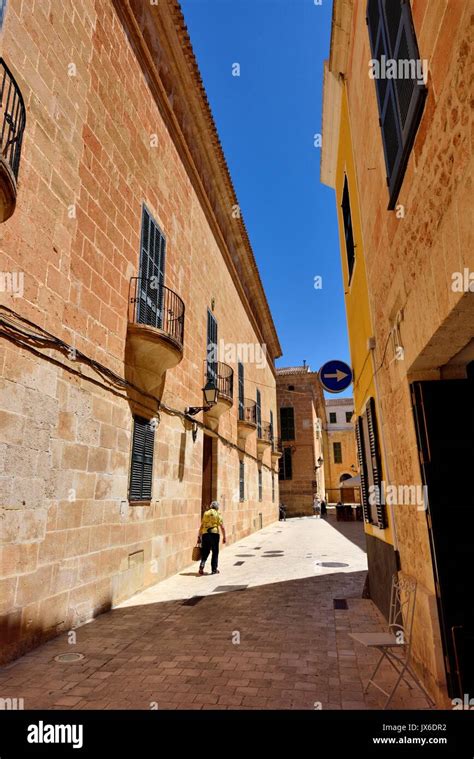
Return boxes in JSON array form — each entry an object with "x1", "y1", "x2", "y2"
[
  {"x1": 239, "y1": 460, "x2": 245, "y2": 501},
  {"x1": 356, "y1": 416, "x2": 372, "y2": 523},
  {"x1": 138, "y1": 207, "x2": 166, "y2": 327},
  {"x1": 270, "y1": 409, "x2": 274, "y2": 445},
  {"x1": 238, "y1": 362, "x2": 244, "y2": 420},
  {"x1": 366, "y1": 0, "x2": 426, "y2": 209},
  {"x1": 256, "y1": 389, "x2": 262, "y2": 437},
  {"x1": 206, "y1": 310, "x2": 218, "y2": 382},
  {"x1": 341, "y1": 177, "x2": 355, "y2": 280},
  {"x1": 366, "y1": 397, "x2": 387, "y2": 529},
  {"x1": 129, "y1": 416, "x2": 155, "y2": 501}
]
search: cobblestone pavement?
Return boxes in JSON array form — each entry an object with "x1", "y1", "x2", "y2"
[{"x1": 0, "y1": 514, "x2": 433, "y2": 710}]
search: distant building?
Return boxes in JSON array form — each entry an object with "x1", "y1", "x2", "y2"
[
  {"x1": 324, "y1": 398, "x2": 359, "y2": 502},
  {"x1": 276, "y1": 366, "x2": 326, "y2": 517}
]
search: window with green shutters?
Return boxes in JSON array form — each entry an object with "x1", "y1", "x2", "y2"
[
  {"x1": 239, "y1": 459, "x2": 245, "y2": 501},
  {"x1": 366, "y1": 0, "x2": 427, "y2": 209},
  {"x1": 355, "y1": 397, "x2": 387, "y2": 529},
  {"x1": 238, "y1": 362, "x2": 244, "y2": 420},
  {"x1": 137, "y1": 206, "x2": 166, "y2": 328},
  {"x1": 206, "y1": 309, "x2": 218, "y2": 381},
  {"x1": 280, "y1": 407, "x2": 295, "y2": 441},
  {"x1": 129, "y1": 416, "x2": 155, "y2": 501},
  {"x1": 256, "y1": 388, "x2": 262, "y2": 438},
  {"x1": 258, "y1": 468, "x2": 263, "y2": 501},
  {"x1": 333, "y1": 442, "x2": 342, "y2": 464}
]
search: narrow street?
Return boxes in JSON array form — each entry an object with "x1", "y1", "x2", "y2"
[{"x1": 0, "y1": 516, "x2": 430, "y2": 711}]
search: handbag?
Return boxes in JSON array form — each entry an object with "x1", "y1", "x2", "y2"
[{"x1": 192, "y1": 544, "x2": 202, "y2": 562}]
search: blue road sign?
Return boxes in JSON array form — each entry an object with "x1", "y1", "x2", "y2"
[{"x1": 319, "y1": 360, "x2": 353, "y2": 394}]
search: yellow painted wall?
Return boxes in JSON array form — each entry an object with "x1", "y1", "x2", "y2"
[{"x1": 334, "y1": 84, "x2": 394, "y2": 546}]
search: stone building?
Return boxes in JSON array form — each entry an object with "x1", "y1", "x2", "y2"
[
  {"x1": 323, "y1": 397, "x2": 359, "y2": 502},
  {"x1": 276, "y1": 366, "x2": 326, "y2": 517},
  {"x1": 321, "y1": 0, "x2": 473, "y2": 704},
  {"x1": 0, "y1": 0, "x2": 281, "y2": 663}
]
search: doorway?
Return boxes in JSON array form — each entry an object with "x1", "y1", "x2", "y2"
[
  {"x1": 411, "y1": 376, "x2": 473, "y2": 697},
  {"x1": 201, "y1": 434, "x2": 216, "y2": 514}
]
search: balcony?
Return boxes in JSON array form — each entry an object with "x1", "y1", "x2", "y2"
[
  {"x1": 237, "y1": 399, "x2": 257, "y2": 446},
  {"x1": 271, "y1": 436, "x2": 283, "y2": 462},
  {"x1": 257, "y1": 421, "x2": 273, "y2": 458},
  {"x1": 204, "y1": 360, "x2": 234, "y2": 432},
  {"x1": 125, "y1": 277, "x2": 185, "y2": 396},
  {"x1": 0, "y1": 59, "x2": 26, "y2": 223}
]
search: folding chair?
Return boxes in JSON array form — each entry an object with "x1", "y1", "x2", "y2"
[{"x1": 349, "y1": 573, "x2": 436, "y2": 709}]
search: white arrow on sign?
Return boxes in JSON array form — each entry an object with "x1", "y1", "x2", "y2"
[{"x1": 323, "y1": 370, "x2": 349, "y2": 382}]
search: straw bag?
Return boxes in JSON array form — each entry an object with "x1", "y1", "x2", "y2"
[{"x1": 192, "y1": 544, "x2": 202, "y2": 562}]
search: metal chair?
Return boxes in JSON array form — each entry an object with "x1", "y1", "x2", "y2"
[{"x1": 349, "y1": 573, "x2": 436, "y2": 709}]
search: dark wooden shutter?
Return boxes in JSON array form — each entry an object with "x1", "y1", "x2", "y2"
[
  {"x1": 356, "y1": 416, "x2": 372, "y2": 523},
  {"x1": 366, "y1": 0, "x2": 426, "y2": 209},
  {"x1": 341, "y1": 177, "x2": 355, "y2": 281},
  {"x1": 256, "y1": 389, "x2": 262, "y2": 437},
  {"x1": 239, "y1": 460, "x2": 245, "y2": 501},
  {"x1": 279, "y1": 447, "x2": 292, "y2": 481},
  {"x1": 280, "y1": 407, "x2": 295, "y2": 441},
  {"x1": 258, "y1": 468, "x2": 262, "y2": 501},
  {"x1": 137, "y1": 207, "x2": 166, "y2": 327},
  {"x1": 270, "y1": 409, "x2": 274, "y2": 444},
  {"x1": 366, "y1": 397, "x2": 387, "y2": 529},
  {"x1": 129, "y1": 416, "x2": 155, "y2": 501},
  {"x1": 238, "y1": 362, "x2": 244, "y2": 420},
  {"x1": 206, "y1": 310, "x2": 218, "y2": 381}
]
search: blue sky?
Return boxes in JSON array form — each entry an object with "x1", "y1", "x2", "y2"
[{"x1": 181, "y1": 0, "x2": 351, "y2": 395}]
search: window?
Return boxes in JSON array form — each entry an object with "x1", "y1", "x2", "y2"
[
  {"x1": 346, "y1": 412, "x2": 352, "y2": 423},
  {"x1": 288, "y1": 385, "x2": 295, "y2": 391},
  {"x1": 129, "y1": 416, "x2": 155, "y2": 501},
  {"x1": 238, "y1": 362, "x2": 244, "y2": 420},
  {"x1": 0, "y1": 1, "x2": 7, "y2": 29},
  {"x1": 366, "y1": 0, "x2": 427, "y2": 209},
  {"x1": 256, "y1": 388, "x2": 262, "y2": 438},
  {"x1": 272, "y1": 472, "x2": 275, "y2": 503},
  {"x1": 239, "y1": 460, "x2": 245, "y2": 501},
  {"x1": 329, "y1": 412, "x2": 337, "y2": 424},
  {"x1": 341, "y1": 177, "x2": 355, "y2": 282},
  {"x1": 279, "y1": 447, "x2": 292, "y2": 481},
  {"x1": 280, "y1": 407, "x2": 295, "y2": 441},
  {"x1": 333, "y1": 442, "x2": 342, "y2": 464},
  {"x1": 137, "y1": 206, "x2": 166, "y2": 328},
  {"x1": 270, "y1": 409, "x2": 274, "y2": 445},
  {"x1": 356, "y1": 397, "x2": 387, "y2": 528},
  {"x1": 206, "y1": 309, "x2": 218, "y2": 381},
  {"x1": 258, "y1": 468, "x2": 263, "y2": 502}
]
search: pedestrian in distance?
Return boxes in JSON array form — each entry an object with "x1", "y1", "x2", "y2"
[
  {"x1": 321, "y1": 498, "x2": 327, "y2": 517},
  {"x1": 279, "y1": 503, "x2": 287, "y2": 521},
  {"x1": 312, "y1": 493, "x2": 321, "y2": 518},
  {"x1": 197, "y1": 501, "x2": 226, "y2": 576}
]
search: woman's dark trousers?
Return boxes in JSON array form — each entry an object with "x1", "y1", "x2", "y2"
[{"x1": 200, "y1": 533, "x2": 220, "y2": 572}]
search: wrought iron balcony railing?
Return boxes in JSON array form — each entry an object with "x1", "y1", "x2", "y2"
[
  {"x1": 0, "y1": 58, "x2": 26, "y2": 181},
  {"x1": 129, "y1": 277, "x2": 185, "y2": 349},
  {"x1": 272, "y1": 436, "x2": 282, "y2": 454},
  {"x1": 238, "y1": 398, "x2": 257, "y2": 425},
  {"x1": 205, "y1": 360, "x2": 234, "y2": 403},
  {"x1": 258, "y1": 421, "x2": 273, "y2": 443}
]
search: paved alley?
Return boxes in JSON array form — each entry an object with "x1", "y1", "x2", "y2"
[{"x1": 0, "y1": 515, "x2": 432, "y2": 710}]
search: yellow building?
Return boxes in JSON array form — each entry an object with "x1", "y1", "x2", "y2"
[
  {"x1": 321, "y1": 74, "x2": 398, "y2": 618},
  {"x1": 321, "y1": 0, "x2": 474, "y2": 705}
]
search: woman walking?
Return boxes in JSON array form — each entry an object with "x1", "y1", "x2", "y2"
[{"x1": 197, "y1": 501, "x2": 226, "y2": 575}]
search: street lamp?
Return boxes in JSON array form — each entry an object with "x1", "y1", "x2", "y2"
[{"x1": 185, "y1": 378, "x2": 218, "y2": 417}]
